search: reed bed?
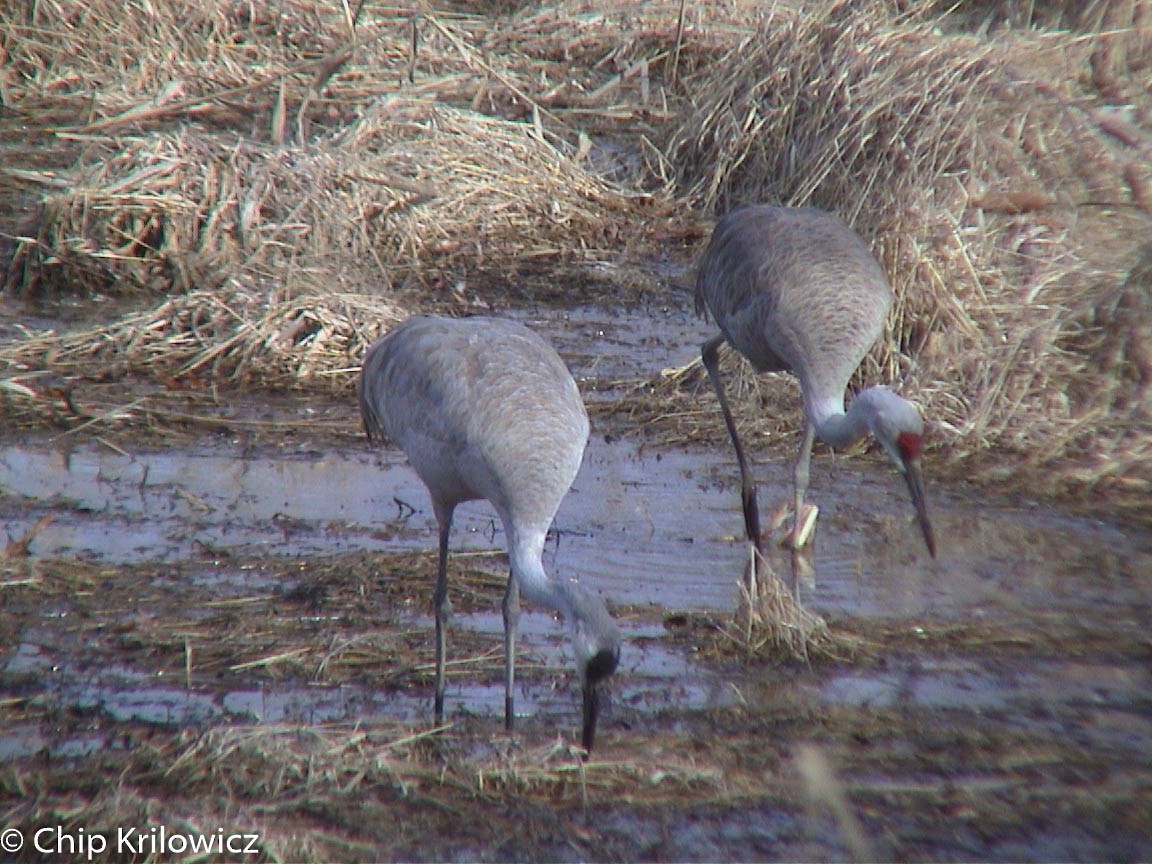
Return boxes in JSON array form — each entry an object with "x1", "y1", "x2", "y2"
[
  {"x1": 653, "y1": 0, "x2": 1152, "y2": 506},
  {"x1": 2, "y1": 0, "x2": 1150, "y2": 500},
  {"x1": 1, "y1": 718, "x2": 761, "y2": 861},
  {"x1": 0, "y1": 549, "x2": 758, "y2": 860}
]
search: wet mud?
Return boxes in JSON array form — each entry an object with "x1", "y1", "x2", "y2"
[{"x1": 2, "y1": 304, "x2": 1150, "y2": 861}]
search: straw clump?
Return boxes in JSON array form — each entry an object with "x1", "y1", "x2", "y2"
[
  {"x1": 3, "y1": 0, "x2": 1151, "y2": 503},
  {"x1": 733, "y1": 550, "x2": 836, "y2": 663},
  {"x1": 7, "y1": 98, "x2": 661, "y2": 301},
  {"x1": 1, "y1": 91, "x2": 659, "y2": 397},
  {"x1": 1, "y1": 0, "x2": 676, "y2": 405}
]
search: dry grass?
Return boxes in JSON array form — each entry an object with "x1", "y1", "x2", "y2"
[
  {"x1": 2, "y1": 543, "x2": 1149, "y2": 859},
  {"x1": 4, "y1": 282, "x2": 396, "y2": 389},
  {"x1": 653, "y1": 0, "x2": 1152, "y2": 509},
  {"x1": 6, "y1": 697, "x2": 1147, "y2": 861},
  {"x1": 0, "y1": 549, "x2": 520, "y2": 689},
  {"x1": 0, "y1": 718, "x2": 751, "y2": 861},
  {"x1": 0, "y1": 548, "x2": 759, "y2": 860},
  {"x1": 2, "y1": 704, "x2": 812, "y2": 863},
  {"x1": 1, "y1": 0, "x2": 681, "y2": 289},
  {"x1": 1, "y1": 2, "x2": 1150, "y2": 496},
  {"x1": 5, "y1": 0, "x2": 1151, "y2": 511},
  {"x1": 1, "y1": 0, "x2": 679, "y2": 405},
  {"x1": 732, "y1": 547, "x2": 839, "y2": 663}
]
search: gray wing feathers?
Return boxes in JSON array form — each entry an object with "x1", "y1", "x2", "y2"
[
  {"x1": 695, "y1": 206, "x2": 893, "y2": 395},
  {"x1": 358, "y1": 315, "x2": 588, "y2": 526}
]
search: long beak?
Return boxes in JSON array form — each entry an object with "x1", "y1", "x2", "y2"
[
  {"x1": 580, "y1": 646, "x2": 620, "y2": 756},
  {"x1": 581, "y1": 680, "x2": 600, "y2": 754},
  {"x1": 903, "y1": 457, "x2": 937, "y2": 558}
]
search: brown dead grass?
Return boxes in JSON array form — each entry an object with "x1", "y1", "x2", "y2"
[
  {"x1": 0, "y1": 549, "x2": 521, "y2": 690},
  {"x1": 0, "y1": 715, "x2": 776, "y2": 860},
  {"x1": 4, "y1": 547, "x2": 1147, "y2": 861},
  {"x1": 3, "y1": 539, "x2": 1149, "y2": 860},
  {"x1": 0, "y1": 549, "x2": 757, "y2": 860},
  {"x1": 1, "y1": 6, "x2": 1150, "y2": 857},
  {"x1": 653, "y1": 0, "x2": 1152, "y2": 510},
  {"x1": 1, "y1": 0, "x2": 1150, "y2": 506},
  {"x1": 732, "y1": 547, "x2": 842, "y2": 663}
]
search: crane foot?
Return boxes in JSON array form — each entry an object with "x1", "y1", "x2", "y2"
[{"x1": 763, "y1": 501, "x2": 819, "y2": 550}]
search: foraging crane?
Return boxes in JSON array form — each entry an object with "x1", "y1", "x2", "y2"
[
  {"x1": 695, "y1": 205, "x2": 937, "y2": 577},
  {"x1": 358, "y1": 314, "x2": 620, "y2": 751}
]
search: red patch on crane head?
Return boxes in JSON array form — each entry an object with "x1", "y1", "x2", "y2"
[{"x1": 897, "y1": 431, "x2": 923, "y2": 463}]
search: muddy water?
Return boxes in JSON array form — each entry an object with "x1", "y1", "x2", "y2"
[
  {"x1": 6, "y1": 428, "x2": 1147, "y2": 612},
  {"x1": 4, "y1": 306, "x2": 1152, "y2": 649},
  {"x1": 0, "y1": 431, "x2": 751, "y2": 741},
  {"x1": 2, "y1": 394, "x2": 1146, "y2": 624},
  {"x1": 2, "y1": 390, "x2": 1149, "y2": 730},
  {"x1": 1, "y1": 304, "x2": 1150, "y2": 859}
]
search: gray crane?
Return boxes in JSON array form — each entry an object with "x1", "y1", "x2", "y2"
[
  {"x1": 358, "y1": 314, "x2": 621, "y2": 751},
  {"x1": 695, "y1": 205, "x2": 937, "y2": 576}
]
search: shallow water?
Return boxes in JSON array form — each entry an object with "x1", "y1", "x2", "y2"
[
  {"x1": 1, "y1": 421, "x2": 1149, "y2": 738},
  {"x1": 2, "y1": 426, "x2": 1146, "y2": 620},
  {"x1": 1, "y1": 304, "x2": 1150, "y2": 860}
]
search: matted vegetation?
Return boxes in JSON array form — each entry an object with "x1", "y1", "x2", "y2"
[
  {"x1": 0, "y1": 0, "x2": 681, "y2": 407},
  {"x1": 3, "y1": 0, "x2": 1150, "y2": 512},
  {"x1": 654, "y1": 0, "x2": 1152, "y2": 509},
  {"x1": 2, "y1": 4, "x2": 1150, "y2": 858},
  {"x1": 2, "y1": 544, "x2": 1148, "y2": 860}
]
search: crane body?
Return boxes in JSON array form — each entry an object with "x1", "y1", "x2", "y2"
[
  {"x1": 358, "y1": 314, "x2": 620, "y2": 750},
  {"x1": 695, "y1": 205, "x2": 937, "y2": 575}
]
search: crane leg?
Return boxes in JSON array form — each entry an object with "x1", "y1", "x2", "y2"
[
  {"x1": 792, "y1": 425, "x2": 814, "y2": 539},
  {"x1": 502, "y1": 571, "x2": 521, "y2": 731},
  {"x1": 702, "y1": 335, "x2": 763, "y2": 556},
  {"x1": 788, "y1": 425, "x2": 817, "y2": 599},
  {"x1": 433, "y1": 509, "x2": 454, "y2": 725}
]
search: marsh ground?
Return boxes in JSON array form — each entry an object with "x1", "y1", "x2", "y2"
[
  {"x1": 2, "y1": 303, "x2": 1149, "y2": 862},
  {"x1": 2, "y1": 0, "x2": 1151, "y2": 859}
]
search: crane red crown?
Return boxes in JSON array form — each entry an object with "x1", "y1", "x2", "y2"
[{"x1": 897, "y1": 431, "x2": 923, "y2": 462}]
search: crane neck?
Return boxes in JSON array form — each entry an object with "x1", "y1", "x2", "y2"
[
  {"x1": 507, "y1": 526, "x2": 566, "y2": 610},
  {"x1": 809, "y1": 387, "x2": 883, "y2": 450},
  {"x1": 507, "y1": 525, "x2": 621, "y2": 667}
]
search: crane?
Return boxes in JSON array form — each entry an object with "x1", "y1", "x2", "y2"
[
  {"x1": 695, "y1": 205, "x2": 937, "y2": 584},
  {"x1": 357, "y1": 314, "x2": 621, "y2": 751}
]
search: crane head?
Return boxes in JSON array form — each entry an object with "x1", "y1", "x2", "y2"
[
  {"x1": 566, "y1": 584, "x2": 622, "y2": 755},
  {"x1": 867, "y1": 390, "x2": 937, "y2": 559}
]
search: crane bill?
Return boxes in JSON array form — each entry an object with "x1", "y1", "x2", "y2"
[
  {"x1": 903, "y1": 458, "x2": 937, "y2": 558},
  {"x1": 580, "y1": 645, "x2": 619, "y2": 755},
  {"x1": 581, "y1": 680, "x2": 600, "y2": 756}
]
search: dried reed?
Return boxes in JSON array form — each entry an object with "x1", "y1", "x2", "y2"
[
  {"x1": 657, "y1": 0, "x2": 1152, "y2": 508},
  {"x1": 2, "y1": 0, "x2": 1150, "y2": 507},
  {"x1": 732, "y1": 547, "x2": 835, "y2": 663}
]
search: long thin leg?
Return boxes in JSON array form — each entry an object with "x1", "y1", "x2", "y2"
[
  {"x1": 501, "y1": 571, "x2": 520, "y2": 731},
  {"x1": 792, "y1": 424, "x2": 814, "y2": 543},
  {"x1": 433, "y1": 505, "x2": 454, "y2": 725},
  {"x1": 788, "y1": 424, "x2": 816, "y2": 600},
  {"x1": 702, "y1": 335, "x2": 762, "y2": 554}
]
